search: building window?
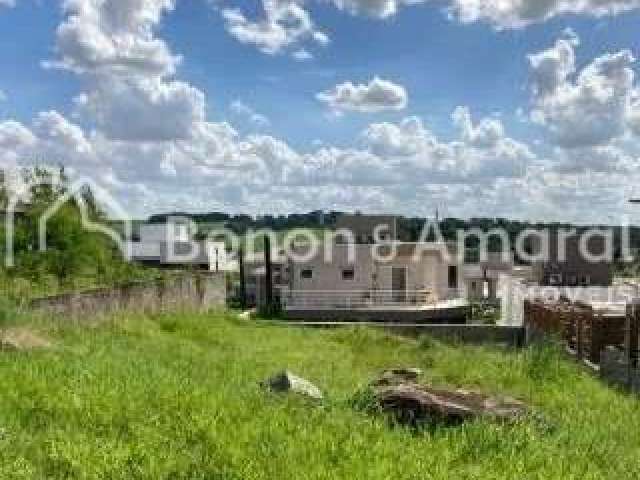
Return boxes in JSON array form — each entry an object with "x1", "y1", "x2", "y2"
[
  {"x1": 301, "y1": 269, "x2": 313, "y2": 280},
  {"x1": 342, "y1": 268, "x2": 355, "y2": 280},
  {"x1": 448, "y1": 266, "x2": 458, "y2": 289}
]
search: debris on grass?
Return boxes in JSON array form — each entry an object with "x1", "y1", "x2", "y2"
[
  {"x1": 362, "y1": 369, "x2": 530, "y2": 427},
  {"x1": 376, "y1": 384, "x2": 529, "y2": 426},
  {"x1": 261, "y1": 370, "x2": 324, "y2": 401}
]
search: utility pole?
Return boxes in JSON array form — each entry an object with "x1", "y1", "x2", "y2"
[
  {"x1": 238, "y1": 248, "x2": 246, "y2": 309},
  {"x1": 264, "y1": 236, "x2": 273, "y2": 309}
]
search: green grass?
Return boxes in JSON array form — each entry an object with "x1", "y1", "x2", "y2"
[
  {"x1": 0, "y1": 265, "x2": 164, "y2": 304},
  {"x1": 1, "y1": 310, "x2": 639, "y2": 479}
]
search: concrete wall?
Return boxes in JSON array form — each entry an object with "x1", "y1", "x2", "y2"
[
  {"x1": 284, "y1": 305, "x2": 470, "y2": 324},
  {"x1": 376, "y1": 251, "x2": 450, "y2": 299},
  {"x1": 291, "y1": 245, "x2": 375, "y2": 294},
  {"x1": 30, "y1": 273, "x2": 226, "y2": 319},
  {"x1": 288, "y1": 243, "x2": 460, "y2": 302},
  {"x1": 139, "y1": 223, "x2": 191, "y2": 243},
  {"x1": 500, "y1": 275, "x2": 526, "y2": 327}
]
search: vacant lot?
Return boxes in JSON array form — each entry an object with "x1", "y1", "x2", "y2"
[{"x1": 0, "y1": 310, "x2": 639, "y2": 479}]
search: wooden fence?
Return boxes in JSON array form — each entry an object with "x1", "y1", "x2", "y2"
[{"x1": 524, "y1": 300, "x2": 639, "y2": 368}]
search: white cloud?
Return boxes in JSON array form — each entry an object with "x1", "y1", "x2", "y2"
[
  {"x1": 528, "y1": 32, "x2": 638, "y2": 148},
  {"x1": 0, "y1": 102, "x2": 537, "y2": 217},
  {"x1": 448, "y1": 0, "x2": 640, "y2": 29},
  {"x1": 74, "y1": 76, "x2": 206, "y2": 142},
  {"x1": 328, "y1": 0, "x2": 426, "y2": 18},
  {"x1": 324, "y1": 0, "x2": 640, "y2": 27},
  {"x1": 230, "y1": 100, "x2": 270, "y2": 127},
  {"x1": 6, "y1": 0, "x2": 640, "y2": 222},
  {"x1": 360, "y1": 111, "x2": 534, "y2": 182},
  {"x1": 47, "y1": 0, "x2": 179, "y2": 77},
  {"x1": 33, "y1": 110, "x2": 94, "y2": 158},
  {"x1": 0, "y1": 89, "x2": 6, "y2": 102},
  {"x1": 221, "y1": 0, "x2": 329, "y2": 57},
  {"x1": 317, "y1": 77, "x2": 408, "y2": 113},
  {"x1": 361, "y1": 116, "x2": 434, "y2": 157},
  {"x1": 0, "y1": 0, "x2": 16, "y2": 8},
  {"x1": 628, "y1": 95, "x2": 640, "y2": 136},
  {"x1": 551, "y1": 142, "x2": 639, "y2": 173},
  {"x1": 452, "y1": 106, "x2": 504, "y2": 148},
  {"x1": 49, "y1": 0, "x2": 206, "y2": 143},
  {"x1": 528, "y1": 29, "x2": 579, "y2": 98},
  {"x1": 0, "y1": 120, "x2": 37, "y2": 166}
]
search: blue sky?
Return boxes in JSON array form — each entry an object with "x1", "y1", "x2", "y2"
[{"x1": 2, "y1": 0, "x2": 640, "y2": 222}]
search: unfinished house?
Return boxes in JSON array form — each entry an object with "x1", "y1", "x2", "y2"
[
  {"x1": 130, "y1": 222, "x2": 230, "y2": 272},
  {"x1": 282, "y1": 241, "x2": 468, "y2": 323},
  {"x1": 463, "y1": 252, "x2": 515, "y2": 301}
]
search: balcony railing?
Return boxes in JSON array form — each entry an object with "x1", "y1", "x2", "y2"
[{"x1": 281, "y1": 289, "x2": 463, "y2": 310}]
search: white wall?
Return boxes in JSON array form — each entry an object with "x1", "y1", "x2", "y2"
[
  {"x1": 139, "y1": 223, "x2": 191, "y2": 243},
  {"x1": 130, "y1": 241, "x2": 161, "y2": 260},
  {"x1": 205, "y1": 242, "x2": 230, "y2": 272},
  {"x1": 291, "y1": 245, "x2": 375, "y2": 293},
  {"x1": 288, "y1": 243, "x2": 460, "y2": 302}
]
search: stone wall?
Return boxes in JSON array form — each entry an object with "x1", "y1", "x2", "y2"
[{"x1": 30, "y1": 273, "x2": 226, "y2": 319}]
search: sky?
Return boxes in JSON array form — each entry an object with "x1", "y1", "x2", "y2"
[{"x1": 2, "y1": 0, "x2": 640, "y2": 223}]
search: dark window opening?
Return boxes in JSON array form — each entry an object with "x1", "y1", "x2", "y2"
[
  {"x1": 342, "y1": 269, "x2": 355, "y2": 280},
  {"x1": 301, "y1": 269, "x2": 313, "y2": 280},
  {"x1": 448, "y1": 266, "x2": 458, "y2": 289}
]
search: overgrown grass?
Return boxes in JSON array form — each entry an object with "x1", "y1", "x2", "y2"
[
  {"x1": 0, "y1": 265, "x2": 164, "y2": 305},
  {"x1": 0, "y1": 310, "x2": 639, "y2": 479}
]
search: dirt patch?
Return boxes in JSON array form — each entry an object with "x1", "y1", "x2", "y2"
[{"x1": 0, "y1": 328, "x2": 52, "y2": 352}]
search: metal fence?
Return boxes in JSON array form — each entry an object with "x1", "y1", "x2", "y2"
[{"x1": 282, "y1": 289, "x2": 464, "y2": 310}]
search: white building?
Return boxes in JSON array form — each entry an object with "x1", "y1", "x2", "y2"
[
  {"x1": 130, "y1": 221, "x2": 230, "y2": 272},
  {"x1": 282, "y1": 242, "x2": 466, "y2": 315},
  {"x1": 462, "y1": 253, "x2": 515, "y2": 301}
]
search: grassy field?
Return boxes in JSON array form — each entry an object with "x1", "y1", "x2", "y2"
[
  {"x1": 0, "y1": 310, "x2": 639, "y2": 479},
  {"x1": 0, "y1": 265, "x2": 163, "y2": 305}
]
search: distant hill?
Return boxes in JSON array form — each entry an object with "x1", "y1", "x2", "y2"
[{"x1": 147, "y1": 210, "x2": 640, "y2": 249}]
